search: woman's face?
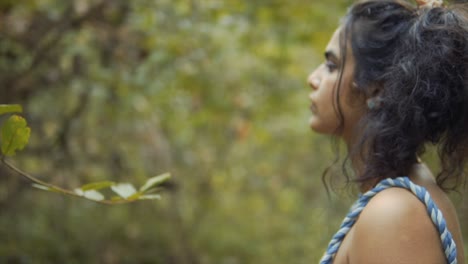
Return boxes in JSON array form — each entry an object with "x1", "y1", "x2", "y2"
[{"x1": 307, "y1": 28, "x2": 366, "y2": 140}]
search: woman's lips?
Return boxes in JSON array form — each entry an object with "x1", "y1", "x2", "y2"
[
  {"x1": 310, "y1": 103, "x2": 317, "y2": 114},
  {"x1": 309, "y1": 94, "x2": 317, "y2": 114}
]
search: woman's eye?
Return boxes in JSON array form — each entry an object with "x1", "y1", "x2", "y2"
[{"x1": 325, "y1": 60, "x2": 338, "y2": 72}]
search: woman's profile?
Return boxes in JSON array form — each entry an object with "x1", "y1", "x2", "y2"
[{"x1": 308, "y1": 0, "x2": 467, "y2": 263}]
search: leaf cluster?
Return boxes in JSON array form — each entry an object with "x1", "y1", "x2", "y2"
[{"x1": 0, "y1": 104, "x2": 170, "y2": 204}]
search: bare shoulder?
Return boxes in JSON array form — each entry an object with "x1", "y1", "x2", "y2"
[{"x1": 348, "y1": 187, "x2": 447, "y2": 264}]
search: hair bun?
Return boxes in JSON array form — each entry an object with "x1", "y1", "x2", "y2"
[{"x1": 416, "y1": 0, "x2": 443, "y2": 8}]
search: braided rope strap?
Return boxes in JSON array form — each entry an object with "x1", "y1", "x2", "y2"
[{"x1": 319, "y1": 176, "x2": 457, "y2": 264}]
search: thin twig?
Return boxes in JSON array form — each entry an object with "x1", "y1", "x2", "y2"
[{"x1": 1, "y1": 159, "x2": 135, "y2": 205}]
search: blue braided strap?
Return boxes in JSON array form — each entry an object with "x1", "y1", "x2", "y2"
[{"x1": 319, "y1": 176, "x2": 457, "y2": 264}]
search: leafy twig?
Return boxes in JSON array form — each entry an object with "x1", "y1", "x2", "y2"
[
  {"x1": 0, "y1": 106, "x2": 170, "y2": 205},
  {"x1": 1, "y1": 159, "x2": 170, "y2": 205}
]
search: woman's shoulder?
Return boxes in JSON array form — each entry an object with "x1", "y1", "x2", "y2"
[{"x1": 348, "y1": 186, "x2": 447, "y2": 263}]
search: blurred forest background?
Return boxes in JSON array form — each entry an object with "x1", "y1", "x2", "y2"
[{"x1": 0, "y1": 0, "x2": 467, "y2": 263}]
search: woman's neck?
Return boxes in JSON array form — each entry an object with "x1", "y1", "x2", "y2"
[
  {"x1": 344, "y1": 133, "x2": 421, "y2": 193},
  {"x1": 343, "y1": 131, "x2": 373, "y2": 192}
]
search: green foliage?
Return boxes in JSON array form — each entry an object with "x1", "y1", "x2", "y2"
[
  {"x1": 0, "y1": 103, "x2": 170, "y2": 204},
  {"x1": 72, "y1": 173, "x2": 170, "y2": 202},
  {"x1": 29, "y1": 172, "x2": 170, "y2": 203},
  {"x1": 139, "y1": 173, "x2": 170, "y2": 193},
  {"x1": 80, "y1": 181, "x2": 116, "y2": 191},
  {"x1": 31, "y1": 184, "x2": 62, "y2": 193},
  {"x1": 0, "y1": 104, "x2": 22, "y2": 115},
  {"x1": 0, "y1": 115, "x2": 30, "y2": 156},
  {"x1": 73, "y1": 188, "x2": 105, "y2": 201}
]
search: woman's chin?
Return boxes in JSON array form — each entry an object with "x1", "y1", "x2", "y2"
[
  {"x1": 308, "y1": 116, "x2": 322, "y2": 133},
  {"x1": 308, "y1": 116, "x2": 334, "y2": 134}
]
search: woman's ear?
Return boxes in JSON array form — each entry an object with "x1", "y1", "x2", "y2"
[
  {"x1": 368, "y1": 83, "x2": 382, "y2": 97},
  {"x1": 362, "y1": 84, "x2": 383, "y2": 110},
  {"x1": 367, "y1": 88, "x2": 383, "y2": 110}
]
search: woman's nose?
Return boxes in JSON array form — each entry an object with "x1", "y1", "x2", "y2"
[{"x1": 307, "y1": 71, "x2": 321, "y2": 90}]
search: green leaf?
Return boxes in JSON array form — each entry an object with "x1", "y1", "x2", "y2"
[
  {"x1": 126, "y1": 192, "x2": 142, "y2": 201},
  {"x1": 139, "y1": 172, "x2": 171, "y2": 193},
  {"x1": 74, "y1": 188, "x2": 105, "y2": 201},
  {"x1": 138, "y1": 194, "x2": 161, "y2": 200},
  {"x1": 1, "y1": 115, "x2": 31, "y2": 156},
  {"x1": 0, "y1": 104, "x2": 22, "y2": 115},
  {"x1": 83, "y1": 190, "x2": 105, "y2": 201},
  {"x1": 32, "y1": 184, "x2": 50, "y2": 191},
  {"x1": 80, "y1": 181, "x2": 115, "y2": 191},
  {"x1": 74, "y1": 188, "x2": 85, "y2": 195},
  {"x1": 32, "y1": 184, "x2": 62, "y2": 193},
  {"x1": 111, "y1": 183, "x2": 137, "y2": 199}
]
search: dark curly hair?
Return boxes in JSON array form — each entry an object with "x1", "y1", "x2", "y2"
[{"x1": 330, "y1": 0, "x2": 468, "y2": 191}]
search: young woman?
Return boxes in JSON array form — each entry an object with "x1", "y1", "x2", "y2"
[{"x1": 308, "y1": 0, "x2": 467, "y2": 263}]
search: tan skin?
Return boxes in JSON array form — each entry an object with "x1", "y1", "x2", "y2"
[{"x1": 308, "y1": 28, "x2": 465, "y2": 264}]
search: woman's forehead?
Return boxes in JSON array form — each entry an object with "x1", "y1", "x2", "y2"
[
  {"x1": 325, "y1": 26, "x2": 355, "y2": 66},
  {"x1": 325, "y1": 28, "x2": 343, "y2": 58}
]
